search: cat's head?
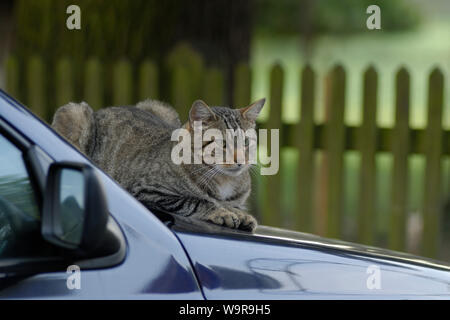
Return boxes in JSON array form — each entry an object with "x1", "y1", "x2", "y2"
[{"x1": 186, "y1": 98, "x2": 265, "y2": 176}]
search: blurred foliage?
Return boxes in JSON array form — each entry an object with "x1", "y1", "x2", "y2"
[
  {"x1": 14, "y1": 0, "x2": 179, "y2": 62},
  {"x1": 13, "y1": 0, "x2": 421, "y2": 62},
  {"x1": 12, "y1": 0, "x2": 252, "y2": 105},
  {"x1": 13, "y1": 0, "x2": 252, "y2": 64},
  {"x1": 254, "y1": 0, "x2": 421, "y2": 36}
]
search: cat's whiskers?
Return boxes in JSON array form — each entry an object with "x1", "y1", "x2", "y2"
[
  {"x1": 196, "y1": 166, "x2": 215, "y2": 187},
  {"x1": 190, "y1": 164, "x2": 215, "y2": 175},
  {"x1": 248, "y1": 163, "x2": 261, "y2": 178},
  {"x1": 198, "y1": 166, "x2": 220, "y2": 190},
  {"x1": 202, "y1": 167, "x2": 220, "y2": 187}
]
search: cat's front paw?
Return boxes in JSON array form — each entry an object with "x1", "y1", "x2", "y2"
[
  {"x1": 233, "y1": 210, "x2": 258, "y2": 232},
  {"x1": 203, "y1": 208, "x2": 241, "y2": 229}
]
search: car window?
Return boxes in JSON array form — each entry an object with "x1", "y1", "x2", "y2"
[
  {"x1": 0, "y1": 134, "x2": 39, "y2": 218},
  {"x1": 0, "y1": 132, "x2": 41, "y2": 257}
]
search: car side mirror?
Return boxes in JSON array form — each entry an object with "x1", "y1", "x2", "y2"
[{"x1": 42, "y1": 162, "x2": 109, "y2": 255}]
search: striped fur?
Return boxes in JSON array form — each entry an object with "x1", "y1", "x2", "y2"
[{"x1": 51, "y1": 99, "x2": 265, "y2": 232}]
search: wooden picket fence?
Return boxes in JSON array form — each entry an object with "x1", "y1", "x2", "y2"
[{"x1": 3, "y1": 45, "x2": 449, "y2": 259}]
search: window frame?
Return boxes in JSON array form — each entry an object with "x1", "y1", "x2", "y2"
[{"x1": 0, "y1": 117, "x2": 45, "y2": 214}]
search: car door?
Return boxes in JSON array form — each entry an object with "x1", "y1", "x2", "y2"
[{"x1": 0, "y1": 126, "x2": 107, "y2": 298}]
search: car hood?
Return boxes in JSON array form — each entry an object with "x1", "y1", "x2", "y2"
[{"x1": 171, "y1": 216, "x2": 450, "y2": 299}]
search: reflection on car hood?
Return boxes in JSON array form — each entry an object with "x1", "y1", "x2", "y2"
[{"x1": 254, "y1": 225, "x2": 450, "y2": 272}]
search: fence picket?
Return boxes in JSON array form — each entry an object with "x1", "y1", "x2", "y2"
[
  {"x1": 5, "y1": 56, "x2": 20, "y2": 100},
  {"x1": 167, "y1": 43, "x2": 204, "y2": 121},
  {"x1": 261, "y1": 64, "x2": 283, "y2": 227},
  {"x1": 171, "y1": 65, "x2": 192, "y2": 121},
  {"x1": 84, "y1": 58, "x2": 103, "y2": 110},
  {"x1": 203, "y1": 67, "x2": 224, "y2": 106},
  {"x1": 325, "y1": 65, "x2": 346, "y2": 239},
  {"x1": 55, "y1": 58, "x2": 74, "y2": 111},
  {"x1": 389, "y1": 67, "x2": 410, "y2": 251},
  {"x1": 358, "y1": 66, "x2": 378, "y2": 245},
  {"x1": 295, "y1": 65, "x2": 315, "y2": 232},
  {"x1": 138, "y1": 60, "x2": 159, "y2": 101},
  {"x1": 113, "y1": 59, "x2": 133, "y2": 106},
  {"x1": 26, "y1": 56, "x2": 46, "y2": 120},
  {"x1": 422, "y1": 68, "x2": 444, "y2": 258},
  {"x1": 233, "y1": 63, "x2": 251, "y2": 107}
]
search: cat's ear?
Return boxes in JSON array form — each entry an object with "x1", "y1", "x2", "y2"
[
  {"x1": 189, "y1": 100, "x2": 216, "y2": 125},
  {"x1": 240, "y1": 98, "x2": 265, "y2": 121}
]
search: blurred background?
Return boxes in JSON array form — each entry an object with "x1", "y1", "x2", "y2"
[{"x1": 0, "y1": 0, "x2": 448, "y2": 261}]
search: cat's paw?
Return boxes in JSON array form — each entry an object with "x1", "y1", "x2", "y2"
[
  {"x1": 229, "y1": 208, "x2": 258, "y2": 232},
  {"x1": 203, "y1": 208, "x2": 241, "y2": 229}
]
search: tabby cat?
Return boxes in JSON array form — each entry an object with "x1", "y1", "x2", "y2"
[{"x1": 52, "y1": 99, "x2": 265, "y2": 232}]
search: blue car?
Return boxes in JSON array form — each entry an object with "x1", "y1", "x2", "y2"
[{"x1": 0, "y1": 89, "x2": 449, "y2": 300}]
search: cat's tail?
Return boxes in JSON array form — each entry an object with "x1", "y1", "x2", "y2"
[
  {"x1": 51, "y1": 102, "x2": 96, "y2": 157},
  {"x1": 136, "y1": 99, "x2": 181, "y2": 127}
]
